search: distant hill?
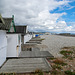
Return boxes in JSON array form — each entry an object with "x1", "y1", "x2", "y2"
[{"x1": 58, "y1": 33, "x2": 75, "y2": 37}]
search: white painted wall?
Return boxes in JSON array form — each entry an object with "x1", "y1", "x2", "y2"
[
  {"x1": 0, "y1": 30, "x2": 7, "y2": 67},
  {"x1": 7, "y1": 34, "x2": 21, "y2": 57},
  {"x1": 26, "y1": 26, "x2": 28, "y2": 33},
  {"x1": 32, "y1": 34, "x2": 35, "y2": 37},
  {"x1": 24, "y1": 34, "x2": 32, "y2": 44}
]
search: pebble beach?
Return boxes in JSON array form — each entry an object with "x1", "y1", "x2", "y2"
[{"x1": 40, "y1": 34, "x2": 75, "y2": 57}]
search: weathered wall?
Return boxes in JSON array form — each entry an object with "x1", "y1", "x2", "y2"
[
  {"x1": 7, "y1": 34, "x2": 21, "y2": 57},
  {"x1": 0, "y1": 30, "x2": 7, "y2": 67},
  {"x1": 24, "y1": 34, "x2": 32, "y2": 44}
]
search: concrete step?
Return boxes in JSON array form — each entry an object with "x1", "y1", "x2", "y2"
[
  {"x1": 26, "y1": 41, "x2": 41, "y2": 44},
  {"x1": 0, "y1": 58, "x2": 52, "y2": 73},
  {"x1": 19, "y1": 51, "x2": 54, "y2": 58}
]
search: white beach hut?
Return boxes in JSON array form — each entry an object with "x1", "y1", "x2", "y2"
[
  {"x1": 15, "y1": 25, "x2": 32, "y2": 44},
  {"x1": 0, "y1": 31, "x2": 7, "y2": 67},
  {"x1": 6, "y1": 16, "x2": 21, "y2": 57},
  {"x1": 24, "y1": 34, "x2": 32, "y2": 44},
  {"x1": 7, "y1": 33, "x2": 21, "y2": 57},
  {"x1": 0, "y1": 14, "x2": 7, "y2": 67}
]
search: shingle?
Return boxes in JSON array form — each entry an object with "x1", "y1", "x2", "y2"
[
  {"x1": 0, "y1": 23, "x2": 5, "y2": 30},
  {"x1": 0, "y1": 18, "x2": 12, "y2": 30},
  {"x1": 3, "y1": 18, "x2": 13, "y2": 30}
]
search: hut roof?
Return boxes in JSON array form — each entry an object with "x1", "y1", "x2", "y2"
[
  {"x1": 15, "y1": 25, "x2": 27, "y2": 35},
  {"x1": 0, "y1": 18, "x2": 12, "y2": 30}
]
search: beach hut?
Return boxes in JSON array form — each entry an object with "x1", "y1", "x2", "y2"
[
  {"x1": 6, "y1": 33, "x2": 21, "y2": 57},
  {"x1": 24, "y1": 33, "x2": 32, "y2": 44},
  {"x1": 15, "y1": 25, "x2": 32, "y2": 44},
  {"x1": 15, "y1": 25, "x2": 27, "y2": 44},
  {"x1": 0, "y1": 14, "x2": 9, "y2": 67},
  {"x1": 1, "y1": 15, "x2": 16, "y2": 33},
  {"x1": 0, "y1": 15, "x2": 17, "y2": 58},
  {"x1": 0, "y1": 14, "x2": 17, "y2": 66},
  {"x1": 6, "y1": 16, "x2": 21, "y2": 57}
]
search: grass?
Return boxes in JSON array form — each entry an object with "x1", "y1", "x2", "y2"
[
  {"x1": 60, "y1": 50, "x2": 74, "y2": 60},
  {"x1": 62, "y1": 46, "x2": 75, "y2": 50},
  {"x1": 0, "y1": 73, "x2": 16, "y2": 75},
  {"x1": 47, "y1": 57, "x2": 56, "y2": 61},
  {"x1": 51, "y1": 70, "x2": 59, "y2": 75},
  {"x1": 52, "y1": 65, "x2": 62, "y2": 70},
  {"x1": 39, "y1": 38, "x2": 45, "y2": 41},
  {"x1": 53, "y1": 59, "x2": 67, "y2": 66},
  {"x1": 49, "y1": 57, "x2": 56, "y2": 60},
  {"x1": 51, "y1": 70, "x2": 65, "y2": 75},
  {"x1": 34, "y1": 69, "x2": 43, "y2": 75},
  {"x1": 64, "y1": 70, "x2": 75, "y2": 75},
  {"x1": 62, "y1": 47, "x2": 71, "y2": 49},
  {"x1": 60, "y1": 50, "x2": 73, "y2": 55},
  {"x1": 49, "y1": 46, "x2": 75, "y2": 75}
]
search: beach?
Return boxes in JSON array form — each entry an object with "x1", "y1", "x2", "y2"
[{"x1": 40, "y1": 34, "x2": 75, "y2": 57}]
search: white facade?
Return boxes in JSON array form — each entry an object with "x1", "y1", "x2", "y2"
[
  {"x1": 32, "y1": 34, "x2": 35, "y2": 38},
  {"x1": 24, "y1": 34, "x2": 32, "y2": 44},
  {"x1": 7, "y1": 34, "x2": 21, "y2": 57},
  {"x1": 26, "y1": 26, "x2": 28, "y2": 33},
  {"x1": 0, "y1": 30, "x2": 7, "y2": 67}
]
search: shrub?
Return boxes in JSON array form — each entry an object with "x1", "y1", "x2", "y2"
[
  {"x1": 62, "y1": 47, "x2": 71, "y2": 49},
  {"x1": 65, "y1": 70, "x2": 75, "y2": 75},
  {"x1": 60, "y1": 50, "x2": 73, "y2": 58},
  {"x1": 34, "y1": 69, "x2": 43, "y2": 75},
  {"x1": 52, "y1": 65, "x2": 62, "y2": 70},
  {"x1": 60, "y1": 47, "x2": 75, "y2": 60},
  {"x1": 60, "y1": 50, "x2": 73, "y2": 55},
  {"x1": 49, "y1": 57, "x2": 56, "y2": 60},
  {"x1": 53, "y1": 59, "x2": 67, "y2": 66},
  {"x1": 0, "y1": 73, "x2": 16, "y2": 75},
  {"x1": 51, "y1": 70, "x2": 59, "y2": 75},
  {"x1": 39, "y1": 39, "x2": 45, "y2": 41}
]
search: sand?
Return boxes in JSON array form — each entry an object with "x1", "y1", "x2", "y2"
[{"x1": 40, "y1": 34, "x2": 75, "y2": 57}]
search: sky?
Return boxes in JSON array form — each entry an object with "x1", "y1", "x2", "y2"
[{"x1": 0, "y1": 0, "x2": 75, "y2": 33}]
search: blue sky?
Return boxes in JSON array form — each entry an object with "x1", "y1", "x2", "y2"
[
  {"x1": 0, "y1": 0, "x2": 75, "y2": 33},
  {"x1": 50, "y1": 1, "x2": 75, "y2": 23}
]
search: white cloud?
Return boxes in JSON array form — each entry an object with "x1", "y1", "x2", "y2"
[{"x1": 0, "y1": 0, "x2": 74, "y2": 33}]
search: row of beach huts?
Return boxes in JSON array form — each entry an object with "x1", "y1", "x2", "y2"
[{"x1": 0, "y1": 14, "x2": 33, "y2": 67}]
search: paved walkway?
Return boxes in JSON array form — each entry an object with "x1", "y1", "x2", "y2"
[
  {"x1": 19, "y1": 51, "x2": 53, "y2": 58},
  {"x1": 26, "y1": 41, "x2": 41, "y2": 44},
  {"x1": 19, "y1": 47, "x2": 53, "y2": 58},
  {"x1": 0, "y1": 58, "x2": 51, "y2": 73}
]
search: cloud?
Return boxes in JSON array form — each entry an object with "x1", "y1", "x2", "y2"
[
  {"x1": 65, "y1": 22, "x2": 75, "y2": 33},
  {"x1": 0, "y1": 0, "x2": 74, "y2": 33}
]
